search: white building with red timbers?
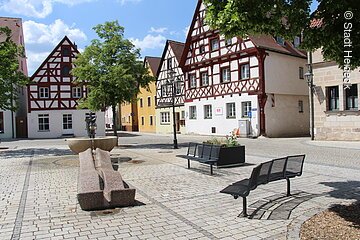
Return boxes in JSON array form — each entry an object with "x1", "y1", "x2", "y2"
[
  {"x1": 27, "y1": 36, "x2": 105, "y2": 138},
  {"x1": 180, "y1": 0, "x2": 310, "y2": 137},
  {"x1": 155, "y1": 40, "x2": 186, "y2": 134}
]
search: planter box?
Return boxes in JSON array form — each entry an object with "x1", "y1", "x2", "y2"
[{"x1": 217, "y1": 145, "x2": 245, "y2": 167}]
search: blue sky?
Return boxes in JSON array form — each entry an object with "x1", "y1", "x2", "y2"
[{"x1": 0, "y1": 0, "x2": 318, "y2": 75}]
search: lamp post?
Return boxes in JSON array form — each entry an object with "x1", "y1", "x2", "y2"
[
  {"x1": 305, "y1": 52, "x2": 315, "y2": 141},
  {"x1": 166, "y1": 69, "x2": 178, "y2": 149}
]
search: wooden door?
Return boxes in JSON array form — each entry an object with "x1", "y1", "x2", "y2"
[{"x1": 16, "y1": 117, "x2": 28, "y2": 138}]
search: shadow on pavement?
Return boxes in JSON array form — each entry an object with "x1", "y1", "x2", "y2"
[
  {"x1": 117, "y1": 143, "x2": 189, "y2": 150},
  {"x1": 0, "y1": 148, "x2": 74, "y2": 159}
]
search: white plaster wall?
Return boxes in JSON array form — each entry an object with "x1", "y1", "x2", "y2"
[
  {"x1": 265, "y1": 94, "x2": 310, "y2": 137},
  {"x1": 265, "y1": 52, "x2": 308, "y2": 95},
  {"x1": 185, "y1": 94, "x2": 259, "y2": 136},
  {"x1": 28, "y1": 110, "x2": 105, "y2": 139},
  {"x1": 155, "y1": 106, "x2": 186, "y2": 134},
  {"x1": 0, "y1": 110, "x2": 14, "y2": 139}
]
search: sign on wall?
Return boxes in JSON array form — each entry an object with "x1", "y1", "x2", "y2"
[{"x1": 215, "y1": 107, "x2": 223, "y2": 116}]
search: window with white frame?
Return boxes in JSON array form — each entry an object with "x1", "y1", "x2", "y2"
[
  {"x1": 160, "y1": 112, "x2": 170, "y2": 124},
  {"x1": 72, "y1": 86, "x2": 82, "y2": 98},
  {"x1": 226, "y1": 103, "x2": 236, "y2": 118},
  {"x1": 345, "y1": 84, "x2": 358, "y2": 110},
  {"x1": 38, "y1": 114, "x2": 50, "y2": 131},
  {"x1": 327, "y1": 86, "x2": 339, "y2": 111},
  {"x1": 189, "y1": 106, "x2": 197, "y2": 119},
  {"x1": 204, "y1": 105, "x2": 212, "y2": 119},
  {"x1": 210, "y1": 38, "x2": 219, "y2": 51},
  {"x1": 201, "y1": 72, "x2": 209, "y2": 86},
  {"x1": 221, "y1": 67, "x2": 231, "y2": 83},
  {"x1": 241, "y1": 102, "x2": 252, "y2": 118},
  {"x1": 39, "y1": 87, "x2": 49, "y2": 98},
  {"x1": 240, "y1": 64, "x2": 250, "y2": 79},
  {"x1": 63, "y1": 114, "x2": 72, "y2": 130},
  {"x1": 189, "y1": 74, "x2": 196, "y2": 88}
]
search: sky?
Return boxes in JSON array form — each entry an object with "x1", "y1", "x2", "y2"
[{"x1": 0, "y1": 0, "x2": 319, "y2": 76}]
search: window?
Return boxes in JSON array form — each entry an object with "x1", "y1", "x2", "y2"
[
  {"x1": 63, "y1": 114, "x2": 72, "y2": 130},
  {"x1": 175, "y1": 81, "x2": 182, "y2": 95},
  {"x1": 147, "y1": 96, "x2": 151, "y2": 107},
  {"x1": 0, "y1": 112, "x2": 4, "y2": 133},
  {"x1": 160, "y1": 112, "x2": 170, "y2": 124},
  {"x1": 299, "y1": 67, "x2": 304, "y2": 79},
  {"x1": 242, "y1": 102, "x2": 252, "y2": 118},
  {"x1": 221, "y1": 67, "x2": 231, "y2": 83},
  {"x1": 210, "y1": 38, "x2": 219, "y2": 51},
  {"x1": 72, "y1": 86, "x2": 82, "y2": 98},
  {"x1": 61, "y1": 65, "x2": 71, "y2": 76},
  {"x1": 39, "y1": 87, "x2": 49, "y2": 98},
  {"x1": 167, "y1": 58, "x2": 172, "y2": 69},
  {"x1": 346, "y1": 84, "x2": 358, "y2": 110},
  {"x1": 200, "y1": 45, "x2": 206, "y2": 54},
  {"x1": 276, "y1": 36, "x2": 285, "y2": 46},
  {"x1": 140, "y1": 98, "x2": 143, "y2": 107},
  {"x1": 161, "y1": 85, "x2": 171, "y2": 97},
  {"x1": 62, "y1": 46, "x2": 71, "y2": 56},
  {"x1": 226, "y1": 103, "x2": 236, "y2": 118},
  {"x1": 189, "y1": 74, "x2": 197, "y2": 88},
  {"x1": 141, "y1": 116, "x2": 144, "y2": 126},
  {"x1": 189, "y1": 106, "x2": 197, "y2": 119},
  {"x1": 298, "y1": 100, "x2": 304, "y2": 113},
  {"x1": 38, "y1": 114, "x2": 49, "y2": 131},
  {"x1": 327, "y1": 86, "x2": 339, "y2": 111},
  {"x1": 225, "y1": 38, "x2": 232, "y2": 46},
  {"x1": 240, "y1": 64, "x2": 250, "y2": 80},
  {"x1": 150, "y1": 116, "x2": 153, "y2": 126},
  {"x1": 204, "y1": 105, "x2": 212, "y2": 119},
  {"x1": 201, "y1": 72, "x2": 209, "y2": 86},
  {"x1": 293, "y1": 36, "x2": 301, "y2": 48}
]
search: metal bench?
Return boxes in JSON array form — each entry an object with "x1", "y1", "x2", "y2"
[
  {"x1": 220, "y1": 155, "x2": 305, "y2": 217},
  {"x1": 177, "y1": 143, "x2": 221, "y2": 175}
]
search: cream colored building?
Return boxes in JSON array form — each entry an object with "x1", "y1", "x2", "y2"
[{"x1": 312, "y1": 49, "x2": 360, "y2": 140}]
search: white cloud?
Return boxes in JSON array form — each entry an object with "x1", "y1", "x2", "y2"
[
  {"x1": 23, "y1": 19, "x2": 87, "y2": 45},
  {"x1": 0, "y1": 0, "x2": 94, "y2": 18},
  {"x1": 149, "y1": 27, "x2": 167, "y2": 34},
  {"x1": 26, "y1": 50, "x2": 51, "y2": 75},
  {"x1": 118, "y1": 0, "x2": 141, "y2": 6},
  {"x1": 130, "y1": 34, "x2": 166, "y2": 51}
]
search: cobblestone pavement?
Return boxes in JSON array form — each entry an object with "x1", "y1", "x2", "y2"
[{"x1": 0, "y1": 133, "x2": 359, "y2": 239}]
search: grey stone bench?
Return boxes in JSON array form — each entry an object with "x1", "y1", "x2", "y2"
[
  {"x1": 220, "y1": 155, "x2": 305, "y2": 217},
  {"x1": 177, "y1": 143, "x2": 221, "y2": 175},
  {"x1": 77, "y1": 148, "x2": 136, "y2": 211}
]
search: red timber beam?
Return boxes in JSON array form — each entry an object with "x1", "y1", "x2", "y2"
[{"x1": 257, "y1": 49, "x2": 267, "y2": 136}]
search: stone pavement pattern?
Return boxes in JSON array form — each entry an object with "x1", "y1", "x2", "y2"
[{"x1": 0, "y1": 133, "x2": 359, "y2": 240}]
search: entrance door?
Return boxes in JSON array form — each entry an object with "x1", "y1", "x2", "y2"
[
  {"x1": 62, "y1": 114, "x2": 74, "y2": 135},
  {"x1": 16, "y1": 117, "x2": 28, "y2": 138},
  {"x1": 175, "y1": 112, "x2": 180, "y2": 132}
]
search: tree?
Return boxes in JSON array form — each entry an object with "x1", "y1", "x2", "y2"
[
  {"x1": 0, "y1": 27, "x2": 29, "y2": 111},
  {"x1": 72, "y1": 21, "x2": 154, "y2": 137},
  {"x1": 204, "y1": 0, "x2": 360, "y2": 69}
]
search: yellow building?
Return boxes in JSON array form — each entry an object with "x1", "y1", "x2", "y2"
[
  {"x1": 119, "y1": 100, "x2": 138, "y2": 132},
  {"x1": 137, "y1": 57, "x2": 161, "y2": 133}
]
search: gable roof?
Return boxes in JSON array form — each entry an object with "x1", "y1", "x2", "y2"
[
  {"x1": 156, "y1": 39, "x2": 185, "y2": 78},
  {"x1": 144, "y1": 56, "x2": 161, "y2": 77},
  {"x1": 30, "y1": 36, "x2": 79, "y2": 80}
]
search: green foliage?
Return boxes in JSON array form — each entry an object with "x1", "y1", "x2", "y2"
[
  {"x1": 204, "y1": 131, "x2": 240, "y2": 147},
  {"x1": 204, "y1": 0, "x2": 360, "y2": 69},
  {"x1": 0, "y1": 27, "x2": 29, "y2": 111}
]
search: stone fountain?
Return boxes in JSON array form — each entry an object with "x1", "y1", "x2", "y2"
[{"x1": 66, "y1": 112, "x2": 118, "y2": 154}]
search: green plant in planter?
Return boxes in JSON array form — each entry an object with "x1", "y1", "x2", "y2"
[{"x1": 204, "y1": 132, "x2": 240, "y2": 147}]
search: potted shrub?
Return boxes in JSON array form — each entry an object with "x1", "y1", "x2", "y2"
[{"x1": 204, "y1": 132, "x2": 245, "y2": 167}]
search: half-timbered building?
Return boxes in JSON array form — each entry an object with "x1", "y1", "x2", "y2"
[
  {"x1": 0, "y1": 17, "x2": 28, "y2": 139},
  {"x1": 156, "y1": 40, "x2": 186, "y2": 134},
  {"x1": 180, "y1": 0, "x2": 310, "y2": 137},
  {"x1": 27, "y1": 36, "x2": 105, "y2": 138}
]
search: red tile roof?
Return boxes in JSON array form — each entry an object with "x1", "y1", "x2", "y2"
[{"x1": 145, "y1": 56, "x2": 161, "y2": 77}]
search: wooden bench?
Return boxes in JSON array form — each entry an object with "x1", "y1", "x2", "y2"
[
  {"x1": 177, "y1": 143, "x2": 221, "y2": 175},
  {"x1": 77, "y1": 148, "x2": 136, "y2": 211},
  {"x1": 220, "y1": 155, "x2": 305, "y2": 217}
]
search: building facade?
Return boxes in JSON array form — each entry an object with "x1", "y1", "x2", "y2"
[
  {"x1": 120, "y1": 100, "x2": 138, "y2": 132},
  {"x1": 27, "y1": 36, "x2": 105, "y2": 138},
  {"x1": 156, "y1": 40, "x2": 186, "y2": 134},
  {"x1": 180, "y1": 1, "x2": 309, "y2": 137},
  {"x1": 137, "y1": 57, "x2": 161, "y2": 133},
  {"x1": 0, "y1": 17, "x2": 28, "y2": 139},
  {"x1": 312, "y1": 49, "x2": 360, "y2": 140}
]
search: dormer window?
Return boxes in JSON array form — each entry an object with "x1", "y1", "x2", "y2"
[{"x1": 275, "y1": 36, "x2": 285, "y2": 46}]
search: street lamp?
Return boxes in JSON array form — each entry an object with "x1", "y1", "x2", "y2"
[
  {"x1": 165, "y1": 69, "x2": 178, "y2": 149},
  {"x1": 305, "y1": 52, "x2": 315, "y2": 141}
]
